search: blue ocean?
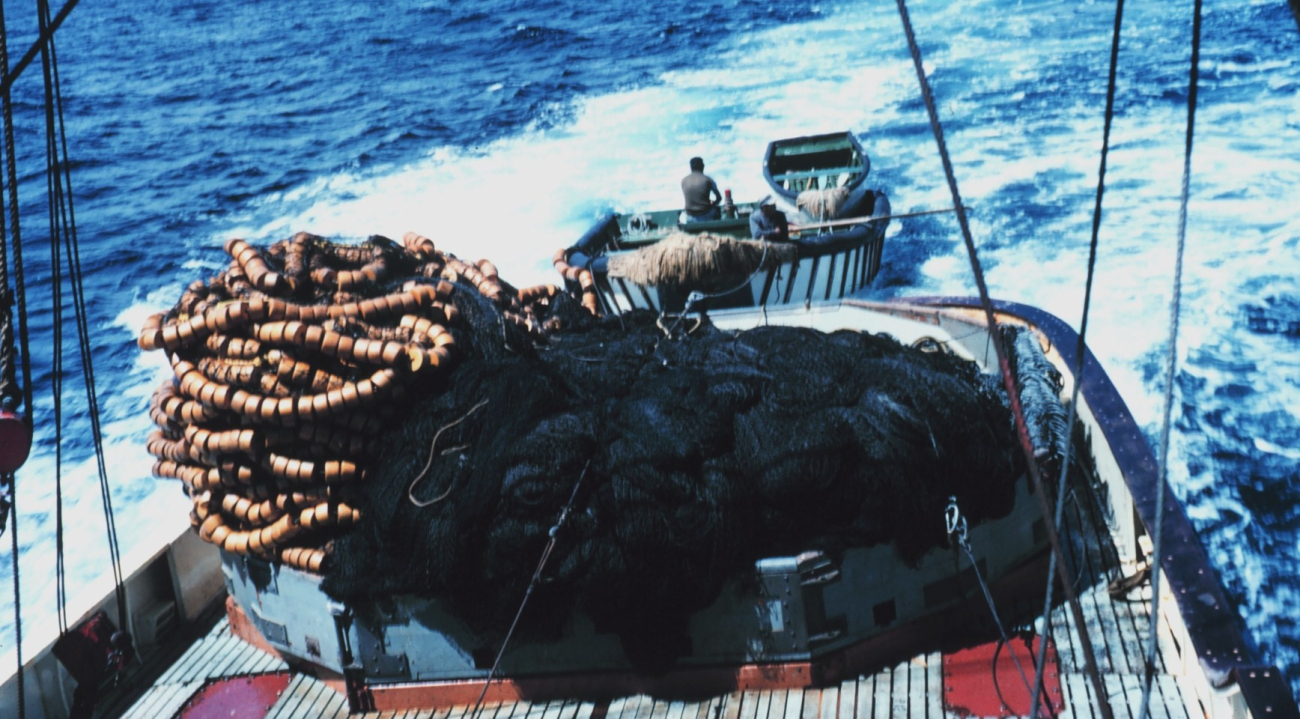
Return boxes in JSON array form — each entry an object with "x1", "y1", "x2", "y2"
[{"x1": 0, "y1": 0, "x2": 1296, "y2": 699}]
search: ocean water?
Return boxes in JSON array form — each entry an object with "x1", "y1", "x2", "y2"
[{"x1": 0, "y1": 0, "x2": 1296, "y2": 698}]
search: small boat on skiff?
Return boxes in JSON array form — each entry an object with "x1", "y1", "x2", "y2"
[
  {"x1": 558, "y1": 132, "x2": 893, "y2": 315},
  {"x1": 763, "y1": 132, "x2": 874, "y2": 211}
]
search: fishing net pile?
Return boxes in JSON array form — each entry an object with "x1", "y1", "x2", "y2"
[
  {"x1": 141, "y1": 232, "x2": 1051, "y2": 663},
  {"x1": 322, "y1": 312, "x2": 1039, "y2": 662},
  {"x1": 140, "y1": 232, "x2": 580, "y2": 573}
]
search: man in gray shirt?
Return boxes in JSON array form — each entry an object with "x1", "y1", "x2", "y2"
[{"x1": 681, "y1": 157, "x2": 722, "y2": 223}]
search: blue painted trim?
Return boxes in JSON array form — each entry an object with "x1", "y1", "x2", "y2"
[{"x1": 904, "y1": 296, "x2": 1297, "y2": 714}]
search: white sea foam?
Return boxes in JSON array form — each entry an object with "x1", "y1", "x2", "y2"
[
  {"x1": 224, "y1": 10, "x2": 922, "y2": 292},
  {"x1": 1255, "y1": 438, "x2": 1300, "y2": 460}
]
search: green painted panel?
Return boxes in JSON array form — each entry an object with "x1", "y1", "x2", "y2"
[{"x1": 772, "y1": 137, "x2": 853, "y2": 156}]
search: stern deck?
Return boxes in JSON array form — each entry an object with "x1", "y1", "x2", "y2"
[{"x1": 119, "y1": 468, "x2": 1201, "y2": 719}]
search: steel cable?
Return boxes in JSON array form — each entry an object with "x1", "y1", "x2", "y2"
[
  {"x1": 35, "y1": 0, "x2": 68, "y2": 635},
  {"x1": 0, "y1": 0, "x2": 78, "y2": 98},
  {"x1": 7, "y1": 480, "x2": 21, "y2": 719},
  {"x1": 37, "y1": 0, "x2": 129, "y2": 634},
  {"x1": 1030, "y1": 0, "x2": 1126, "y2": 715},
  {"x1": 946, "y1": 498, "x2": 1047, "y2": 714},
  {"x1": 1139, "y1": 0, "x2": 1202, "y2": 716},
  {"x1": 466, "y1": 462, "x2": 591, "y2": 719},
  {"x1": 0, "y1": 2, "x2": 33, "y2": 713},
  {"x1": 891, "y1": 1, "x2": 1113, "y2": 716},
  {"x1": 1, "y1": 0, "x2": 35, "y2": 438}
]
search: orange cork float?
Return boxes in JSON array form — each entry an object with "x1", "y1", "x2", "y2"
[{"x1": 142, "y1": 232, "x2": 571, "y2": 573}]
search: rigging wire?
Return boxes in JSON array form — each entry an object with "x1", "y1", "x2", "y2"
[
  {"x1": 890, "y1": 1, "x2": 1114, "y2": 717},
  {"x1": 0, "y1": 1, "x2": 34, "y2": 714},
  {"x1": 7, "y1": 483, "x2": 21, "y2": 719},
  {"x1": 0, "y1": 0, "x2": 78, "y2": 98},
  {"x1": 466, "y1": 461, "x2": 591, "y2": 719},
  {"x1": 0, "y1": 0, "x2": 34, "y2": 483},
  {"x1": 46, "y1": 75, "x2": 68, "y2": 631},
  {"x1": 1030, "y1": 0, "x2": 1126, "y2": 715},
  {"x1": 39, "y1": 3, "x2": 69, "y2": 632},
  {"x1": 1139, "y1": 0, "x2": 1202, "y2": 716},
  {"x1": 945, "y1": 497, "x2": 1046, "y2": 713},
  {"x1": 0, "y1": 0, "x2": 118, "y2": 706},
  {"x1": 37, "y1": 0, "x2": 130, "y2": 636}
]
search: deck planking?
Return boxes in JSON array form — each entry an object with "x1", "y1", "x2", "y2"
[
  {"x1": 120, "y1": 490, "x2": 1199, "y2": 719},
  {"x1": 117, "y1": 582, "x2": 1194, "y2": 719},
  {"x1": 722, "y1": 691, "x2": 747, "y2": 719},
  {"x1": 751, "y1": 690, "x2": 772, "y2": 719},
  {"x1": 816, "y1": 685, "x2": 837, "y2": 719},
  {"x1": 870, "y1": 670, "x2": 891, "y2": 719},
  {"x1": 837, "y1": 676, "x2": 856, "y2": 719}
]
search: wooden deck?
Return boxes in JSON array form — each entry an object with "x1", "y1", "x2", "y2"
[
  {"x1": 118, "y1": 475, "x2": 1201, "y2": 719},
  {"x1": 118, "y1": 618, "x2": 291, "y2": 719},
  {"x1": 117, "y1": 584, "x2": 1196, "y2": 718}
]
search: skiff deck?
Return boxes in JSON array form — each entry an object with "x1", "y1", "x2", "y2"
[{"x1": 113, "y1": 470, "x2": 1203, "y2": 719}]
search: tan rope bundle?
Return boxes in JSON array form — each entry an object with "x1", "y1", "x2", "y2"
[
  {"x1": 796, "y1": 186, "x2": 850, "y2": 220},
  {"x1": 142, "y1": 231, "x2": 562, "y2": 573},
  {"x1": 605, "y1": 232, "x2": 795, "y2": 291}
]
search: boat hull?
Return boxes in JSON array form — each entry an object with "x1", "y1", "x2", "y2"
[
  {"x1": 762, "y1": 132, "x2": 871, "y2": 206},
  {"x1": 218, "y1": 298, "x2": 1066, "y2": 702},
  {"x1": 566, "y1": 194, "x2": 890, "y2": 315},
  {"x1": 222, "y1": 471, "x2": 1047, "y2": 694}
]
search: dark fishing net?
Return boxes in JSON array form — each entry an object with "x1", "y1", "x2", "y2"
[
  {"x1": 324, "y1": 301, "x2": 1052, "y2": 663},
  {"x1": 1004, "y1": 325, "x2": 1069, "y2": 464}
]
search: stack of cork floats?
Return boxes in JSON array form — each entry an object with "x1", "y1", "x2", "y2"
[{"x1": 141, "y1": 231, "x2": 564, "y2": 574}]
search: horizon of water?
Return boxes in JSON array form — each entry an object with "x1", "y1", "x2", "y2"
[{"x1": 0, "y1": 0, "x2": 1296, "y2": 699}]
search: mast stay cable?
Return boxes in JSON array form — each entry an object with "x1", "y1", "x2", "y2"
[
  {"x1": 466, "y1": 462, "x2": 591, "y2": 719},
  {"x1": 0, "y1": 0, "x2": 79, "y2": 98},
  {"x1": 0, "y1": 0, "x2": 124, "y2": 711},
  {"x1": 0, "y1": 0, "x2": 36, "y2": 713},
  {"x1": 36, "y1": 0, "x2": 130, "y2": 639},
  {"x1": 1138, "y1": 0, "x2": 1202, "y2": 716},
  {"x1": 890, "y1": 1, "x2": 1114, "y2": 717},
  {"x1": 37, "y1": 0, "x2": 69, "y2": 636},
  {"x1": 1030, "y1": 0, "x2": 1126, "y2": 715}
]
